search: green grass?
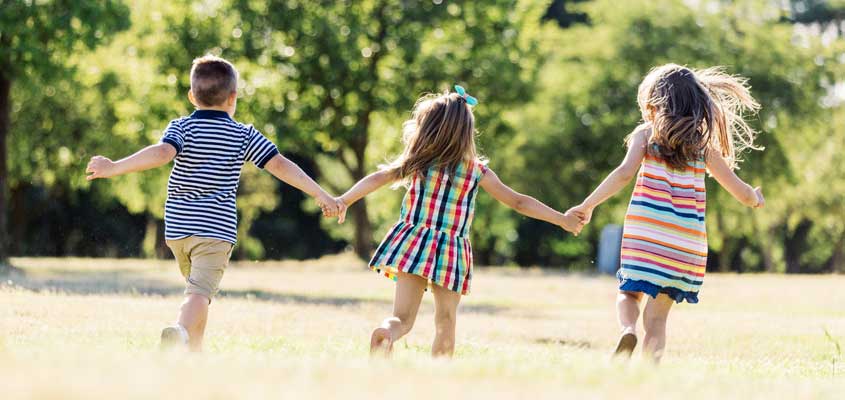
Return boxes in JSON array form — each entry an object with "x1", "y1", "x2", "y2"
[{"x1": 1, "y1": 256, "x2": 843, "y2": 399}]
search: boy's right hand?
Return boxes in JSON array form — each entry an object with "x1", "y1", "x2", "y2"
[
  {"x1": 316, "y1": 193, "x2": 340, "y2": 218},
  {"x1": 86, "y1": 156, "x2": 117, "y2": 180},
  {"x1": 753, "y1": 187, "x2": 765, "y2": 208}
]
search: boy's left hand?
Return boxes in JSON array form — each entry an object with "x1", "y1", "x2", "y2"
[{"x1": 86, "y1": 156, "x2": 117, "y2": 180}]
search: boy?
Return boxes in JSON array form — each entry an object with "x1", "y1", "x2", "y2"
[{"x1": 86, "y1": 54, "x2": 343, "y2": 351}]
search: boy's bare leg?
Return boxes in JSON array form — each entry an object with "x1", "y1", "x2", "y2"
[
  {"x1": 431, "y1": 283, "x2": 461, "y2": 357},
  {"x1": 642, "y1": 293, "x2": 674, "y2": 362},
  {"x1": 371, "y1": 272, "x2": 426, "y2": 356},
  {"x1": 178, "y1": 294, "x2": 210, "y2": 352}
]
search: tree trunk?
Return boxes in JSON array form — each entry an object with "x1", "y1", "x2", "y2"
[
  {"x1": 761, "y1": 228, "x2": 777, "y2": 272},
  {"x1": 785, "y1": 218, "x2": 813, "y2": 274},
  {"x1": 0, "y1": 74, "x2": 11, "y2": 267},
  {"x1": 827, "y1": 230, "x2": 845, "y2": 273},
  {"x1": 350, "y1": 197, "x2": 373, "y2": 259},
  {"x1": 142, "y1": 215, "x2": 158, "y2": 258},
  {"x1": 728, "y1": 237, "x2": 748, "y2": 273},
  {"x1": 349, "y1": 131, "x2": 373, "y2": 259}
]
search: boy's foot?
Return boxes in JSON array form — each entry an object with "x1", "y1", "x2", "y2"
[
  {"x1": 614, "y1": 331, "x2": 638, "y2": 357},
  {"x1": 370, "y1": 327, "x2": 394, "y2": 357},
  {"x1": 160, "y1": 325, "x2": 189, "y2": 351}
]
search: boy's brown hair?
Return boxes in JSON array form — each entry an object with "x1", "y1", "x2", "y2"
[{"x1": 190, "y1": 54, "x2": 238, "y2": 107}]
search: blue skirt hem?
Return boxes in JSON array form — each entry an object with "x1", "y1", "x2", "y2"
[{"x1": 617, "y1": 273, "x2": 700, "y2": 304}]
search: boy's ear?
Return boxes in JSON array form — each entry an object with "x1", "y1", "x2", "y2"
[
  {"x1": 227, "y1": 91, "x2": 238, "y2": 106},
  {"x1": 188, "y1": 90, "x2": 198, "y2": 108}
]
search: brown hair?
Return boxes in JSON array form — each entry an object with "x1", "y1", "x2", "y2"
[
  {"x1": 382, "y1": 91, "x2": 481, "y2": 182},
  {"x1": 190, "y1": 54, "x2": 238, "y2": 107},
  {"x1": 634, "y1": 64, "x2": 761, "y2": 169}
]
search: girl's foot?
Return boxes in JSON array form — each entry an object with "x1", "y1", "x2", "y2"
[
  {"x1": 614, "y1": 329, "x2": 637, "y2": 357},
  {"x1": 370, "y1": 327, "x2": 394, "y2": 356}
]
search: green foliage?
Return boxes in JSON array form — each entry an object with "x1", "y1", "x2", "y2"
[
  {"x1": 506, "y1": 0, "x2": 845, "y2": 270},
  {"x1": 0, "y1": 0, "x2": 130, "y2": 78},
  {"x1": 3, "y1": 0, "x2": 844, "y2": 272}
]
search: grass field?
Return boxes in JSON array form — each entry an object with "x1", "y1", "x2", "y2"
[{"x1": 1, "y1": 256, "x2": 843, "y2": 399}]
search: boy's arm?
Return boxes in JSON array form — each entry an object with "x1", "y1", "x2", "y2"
[
  {"x1": 336, "y1": 169, "x2": 398, "y2": 223},
  {"x1": 479, "y1": 168, "x2": 582, "y2": 235},
  {"x1": 705, "y1": 149, "x2": 764, "y2": 208},
  {"x1": 567, "y1": 127, "x2": 649, "y2": 223},
  {"x1": 263, "y1": 154, "x2": 341, "y2": 215},
  {"x1": 86, "y1": 143, "x2": 176, "y2": 180}
]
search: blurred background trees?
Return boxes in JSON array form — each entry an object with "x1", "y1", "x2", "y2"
[
  {"x1": 0, "y1": 0, "x2": 130, "y2": 268},
  {"x1": 3, "y1": 0, "x2": 844, "y2": 273}
]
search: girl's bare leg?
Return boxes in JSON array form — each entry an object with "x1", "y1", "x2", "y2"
[
  {"x1": 615, "y1": 290, "x2": 643, "y2": 356},
  {"x1": 370, "y1": 271, "x2": 426, "y2": 356},
  {"x1": 431, "y1": 283, "x2": 461, "y2": 357},
  {"x1": 642, "y1": 293, "x2": 674, "y2": 362}
]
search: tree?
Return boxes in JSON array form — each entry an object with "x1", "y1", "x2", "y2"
[
  {"x1": 505, "y1": 0, "x2": 844, "y2": 271},
  {"x1": 0, "y1": 1, "x2": 130, "y2": 267},
  {"x1": 151, "y1": 0, "x2": 548, "y2": 259}
]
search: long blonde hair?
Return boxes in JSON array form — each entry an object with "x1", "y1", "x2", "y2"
[
  {"x1": 635, "y1": 64, "x2": 761, "y2": 169},
  {"x1": 382, "y1": 91, "x2": 481, "y2": 182}
]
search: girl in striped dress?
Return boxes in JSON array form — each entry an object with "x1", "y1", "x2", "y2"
[
  {"x1": 338, "y1": 86, "x2": 584, "y2": 357},
  {"x1": 568, "y1": 65, "x2": 765, "y2": 361}
]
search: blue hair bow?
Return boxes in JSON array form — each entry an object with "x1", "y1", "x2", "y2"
[{"x1": 454, "y1": 85, "x2": 478, "y2": 106}]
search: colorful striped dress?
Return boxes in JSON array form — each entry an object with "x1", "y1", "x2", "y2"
[
  {"x1": 369, "y1": 160, "x2": 487, "y2": 295},
  {"x1": 618, "y1": 147, "x2": 707, "y2": 303}
]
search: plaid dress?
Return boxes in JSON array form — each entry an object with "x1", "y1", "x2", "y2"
[{"x1": 369, "y1": 160, "x2": 487, "y2": 295}]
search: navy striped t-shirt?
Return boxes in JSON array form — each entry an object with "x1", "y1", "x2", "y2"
[{"x1": 159, "y1": 109, "x2": 279, "y2": 244}]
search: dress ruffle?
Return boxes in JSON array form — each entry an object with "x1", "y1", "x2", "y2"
[
  {"x1": 617, "y1": 270, "x2": 700, "y2": 304},
  {"x1": 370, "y1": 220, "x2": 473, "y2": 295}
]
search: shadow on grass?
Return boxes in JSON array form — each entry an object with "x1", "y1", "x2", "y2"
[
  {"x1": 2, "y1": 268, "x2": 507, "y2": 315},
  {"x1": 534, "y1": 337, "x2": 592, "y2": 349}
]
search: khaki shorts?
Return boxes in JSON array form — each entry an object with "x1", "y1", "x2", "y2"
[{"x1": 166, "y1": 236, "x2": 234, "y2": 300}]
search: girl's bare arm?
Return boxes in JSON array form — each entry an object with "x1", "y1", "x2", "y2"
[
  {"x1": 705, "y1": 149, "x2": 764, "y2": 208},
  {"x1": 480, "y1": 168, "x2": 582, "y2": 235},
  {"x1": 337, "y1": 169, "x2": 399, "y2": 223},
  {"x1": 568, "y1": 127, "x2": 649, "y2": 223}
]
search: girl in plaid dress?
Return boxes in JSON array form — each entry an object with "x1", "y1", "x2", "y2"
[{"x1": 338, "y1": 86, "x2": 584, "y2": 357}]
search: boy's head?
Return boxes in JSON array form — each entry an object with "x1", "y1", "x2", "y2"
[{"x1": 189, "y1": 54, "x2": 238, "y2": 111}]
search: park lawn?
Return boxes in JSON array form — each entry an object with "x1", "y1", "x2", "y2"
[{"x1": 0, "y1": 256, "x2": 843, "y2": 399}]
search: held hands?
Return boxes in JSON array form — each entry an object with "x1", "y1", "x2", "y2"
[
  {"x1": 559, "y1": 211, "x2": 585, "y2": 236},
  {"x1": 322, "y1": 196, "x2": 349, "y2": 224},
  {"x1": 316, "y1": 192, "x2": 347, "y2": 222},
  {"x1": 561, "y1": 203, "x2": 594, "y2": 236},
  {"x1": 566, "y1": 203, "x2": 594, "y2": 225},
  {"x1": 86, "y1": 156, "x2": 117, "y2": 181}
]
